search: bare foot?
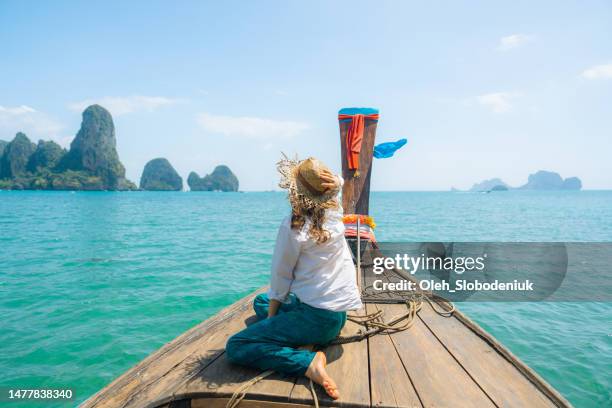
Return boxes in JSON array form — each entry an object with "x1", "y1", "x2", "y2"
[{"x1": 305, "y1": 351, "x2": 340, "y2": 400}]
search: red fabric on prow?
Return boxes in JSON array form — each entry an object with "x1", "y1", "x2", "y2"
[{"x1": 338, "y1": 113, "x2": 380, "y2": 171}]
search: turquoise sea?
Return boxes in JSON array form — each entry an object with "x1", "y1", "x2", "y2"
[{"x1": 0, "y1": 190, "x2": 611, "y2": 407}]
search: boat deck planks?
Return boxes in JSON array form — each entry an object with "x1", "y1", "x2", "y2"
[
  {"x1": 82, "y1": 288, "x2": 571, "y2": 408},
  {"x1": 376, "y1": 303, "x2": 495, "y2": 408},
  {"x1": 365, "y1": 303, "x2": 422, "y2": 408},
  {"x1": 417, "y1": 303, "x2": 558, "y2": 407}
]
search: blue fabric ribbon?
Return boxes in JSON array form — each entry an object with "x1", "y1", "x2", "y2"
[{"x1": 373, "y1": 138, "x2": 407, "y2": 159}]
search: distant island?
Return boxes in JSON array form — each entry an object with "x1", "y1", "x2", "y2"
[
  {"x1": 467, "y1": 178, "x2": 510, "y2": 192},
  {"x1": 139, "y1": 161, "x2": 239, "y2": 191},
  {"x1": 140, "y1": 158, "x2": 183, "y2": 191},
  {"x1": 188, "y1": 165, "x2": 239, "y2": 192},
  {"x1": 521, "y1": 171, "x2": 582, "y2": 191},
  {"x1": 0, "y1": 105, "x2": 136, "y2": 190},
  {"x1": 463, "y1": 171, "x2": 582, "y2": 192},
  {"x1": 0, "y1": 105, "x2": 240, "y2": 192},
  {"x1": 489, "y1": 184, "x2": 509, "y2": 191}
]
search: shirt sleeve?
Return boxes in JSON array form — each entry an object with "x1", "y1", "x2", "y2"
[
  {"x1": 336, "y1": 174, "x2": 344, "y2": 187},
  {"x1": 334, "y1": 174, "x2": 344, "y2": 196},
  {"x1": 267, "y1": 221, "x2": 301, "y2": 303}
]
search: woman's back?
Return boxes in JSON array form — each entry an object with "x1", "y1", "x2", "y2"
[{"x1": 269, "y1": 208, "x2": 362, "y2": 312}]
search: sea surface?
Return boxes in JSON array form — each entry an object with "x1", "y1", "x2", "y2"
[{"x1": 0, "y1": 190, "x2": 610, "y2": 407}]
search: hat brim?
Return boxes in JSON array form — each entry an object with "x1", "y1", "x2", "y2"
[{"x1": 277, "y1": 154, "x2": 338, "y2": 207}]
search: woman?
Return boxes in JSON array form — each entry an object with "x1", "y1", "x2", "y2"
[{"x1": 226, "y1": 156, "x2": 362, "y2": 400}]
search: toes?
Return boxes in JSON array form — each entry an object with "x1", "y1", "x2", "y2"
[{"x1": 323, "y1": 381, "x2": 340, "y2": 400}]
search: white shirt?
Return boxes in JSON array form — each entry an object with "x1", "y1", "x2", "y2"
[{"x1": 267, "y1": 206, "x2": 363, "y2": 312}]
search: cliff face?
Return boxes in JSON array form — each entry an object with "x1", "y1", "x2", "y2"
[
  {"x1": 27, "y1": 140, "x2": 66, "y2": 172},
  {"x1": 0, "y1": 105, "x2": 136, "y2": 190},
  {"x1": 188, "y1": 165, "x2": 239, "y2": 192},
  {"x1": 0, "y1": 140, "x2": 7, "y2": 157},
  {"x1": 140, "y1": 158, "x2": 183, "y2": 191},
  {"x1": 0, "y1": 132, "x2": 37, "y2": 179},
  {"x1": 59, "y1": 105, "x2": 134, "y2": 190}
]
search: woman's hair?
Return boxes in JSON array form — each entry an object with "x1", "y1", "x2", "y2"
[{"x1": 290, "y1": 195, "x2": 338, "y2": 244}]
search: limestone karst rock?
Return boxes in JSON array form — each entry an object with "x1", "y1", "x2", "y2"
[
  {"x1": 140, "y1": 158, "x2": 183, "y2": 191},
  {"x1": 465, "y1": 171, "x2": 583, "y2": 192},
  {"x1": 0, "y1": 132, "x2": 37, "y2": 179},
  {"x1": 188, "y1": 165, "x2": 239, "y2": 192},
  {"x1": 469, "y1": 178, "x2": 509, "y2": 192},
  {"x1": 0, "y1": 105, "x2": 136, "y2": 190},
  {"x1": 561, "y1": 177, "x2": 582, "y2": 190},
  {"x1": 520, "y1": 170, "x2": 564, "y2": 190},
  {"x1": 0, "y1": 140, "x2": 8, "y2": 157},
  {"x1": 59, "y1": 104, "x2": 135, "y2": 190},
  {"x1": 27, "y1": 140, "x2": 66, "y2": 172}
]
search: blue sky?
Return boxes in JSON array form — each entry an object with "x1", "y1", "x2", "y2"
[{"x1": 1, "y1": 0, "x2": 611, "y2": 190}]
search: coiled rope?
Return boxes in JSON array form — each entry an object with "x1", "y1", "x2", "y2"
[
  {"x1": 225, "y1": 369, "x2": 275, "y2": 408},
  {"x1": 331, "y1": 292, "x2": 454, "y2": 345}
]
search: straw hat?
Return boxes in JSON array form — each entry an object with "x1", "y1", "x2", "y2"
[{"x1": 277, "y1": 154, "x2": 338, "y2": 207}]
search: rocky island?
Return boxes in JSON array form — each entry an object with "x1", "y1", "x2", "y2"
[
  {"x1": 140, "y1": 158, "x2": 183, "y2": 191},
  {"x1": 520, "y1": 170, "x2": 582, "y2": 190},
  {"x1": 0, "y1": 105, "x2": 136, "y2": 190},
  {"x1": 188, "y1": 165, "x2": 239, "y2": 192},
  {"x1": 560, "y1": 177, "x2": 582, "y2": 190},
  {"x1": 27, "y1": 140, "x2": 65, "y2": 173},
  {"x1": 490, "y1": 184, "x2": 509, "y2": 191},
  {"x1": 466, "y1": 170, "x2": 582, "y2": 192},
  {"x1": 468, "y1": 178, "x2": 510, "y2": 192},
  {"x1": 0, "y1": 132, "x2": 37, "y2": 181}
]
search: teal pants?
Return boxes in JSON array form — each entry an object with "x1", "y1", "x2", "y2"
[{"x1": 226, "y1": 293, "x2": 347, "y2": 376}]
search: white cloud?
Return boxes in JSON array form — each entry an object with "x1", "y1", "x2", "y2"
[
  {"x1": 581, "y1": 63, "x2": 612, "y2": 80},
  {"x1": 498, "y1": 34, "x2": 532, "y2": 51},
  {"x1": 0, "y1": 105, "x2": 63, "y2": 140},
  {"x1": 0, "y1": 105, "x2": 37, "y2": 115},
  {"x1": 476, "y1": 92, "x2": 520, "y2": 113},
  {"x1": 68, "y1": 95, "x2": 182, "y2": 116},
  {"x1": 196, "y1": 112, "x2": 309, "y2": 139}
]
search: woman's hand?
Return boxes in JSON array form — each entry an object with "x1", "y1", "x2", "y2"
[
  {"x1": 268, "y1": 299, "x2": 281, "y2": 318},
  {"x1": 320, "y1": 169, "x2": 340, "y2": 192}
]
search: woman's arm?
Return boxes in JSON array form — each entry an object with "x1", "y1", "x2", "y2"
[
  {"x1": 320, "y1": 169, "x2": 342, "y2": 194},
  {"x1": 267, "y1": 221, "x2": 300, "y2": 306}
]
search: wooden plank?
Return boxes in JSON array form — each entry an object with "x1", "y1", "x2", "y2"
[
  {"x1": 191, "y1": 398, "x2": 322, "y2": 408},
  {"x1": 174, "y1": 351, "x2": 295, "y2": 403},
  {"x1": 289, "y1": 307, "x2": 370, "y2": 407},
  {"x1": 379, "y1": 303, "x2": 496, "y2": 408},
  {"x1": 81, "y1": 288, "x2": 266, "y2": 408},
  {"x1": 354, "y1": 117, "x2": 377, "y2": 215},
  {"x1": 366, "y1": 303, "x2": 422, "y2": 408},
  {"x1": 368, "y1": 247, "x2": 570, "y2": 407},
  {"x1": 339, "y1": 117, "x2": 378, "y2": 215},
  {"x1": 247, "y1": 371, "x2": 297, "y2": 401},
  {"x1": 417, "y1": 302, "x2": 557, "y2": 407},
  {"x1": 167, "y1": 400, "x2": 189, "y2": 408},
  {"x1": 448, "y1": 308, "x2": 572, "y2": 408}
]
